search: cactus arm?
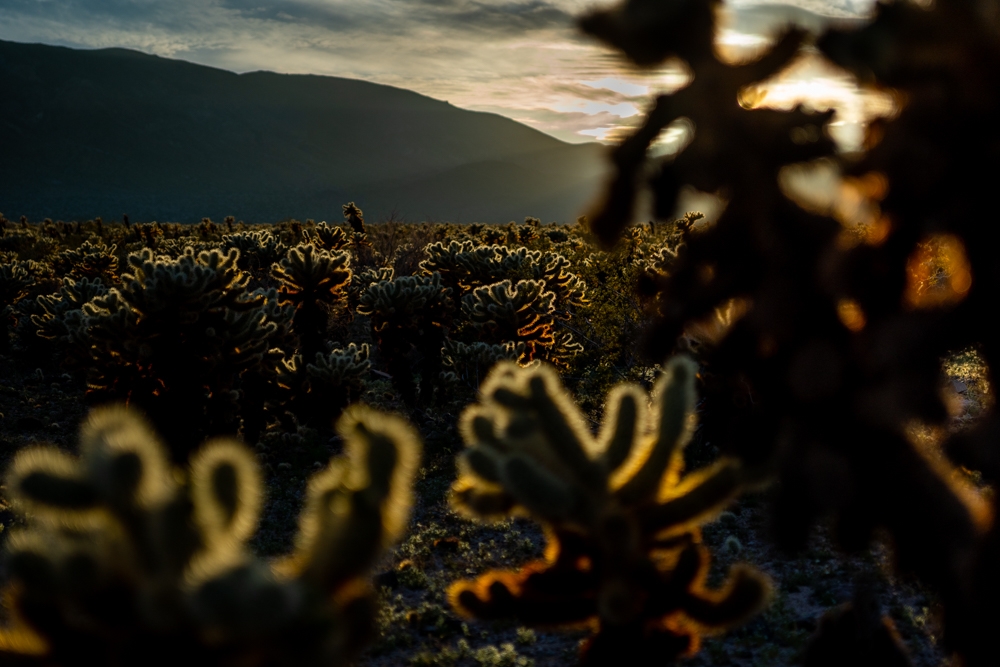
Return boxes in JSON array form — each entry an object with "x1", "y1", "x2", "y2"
[{"x1": 615, "y1": 357, "x2": 696, "y2": 505}]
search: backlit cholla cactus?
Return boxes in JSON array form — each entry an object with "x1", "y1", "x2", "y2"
[
  {"x1": 348, "y1": 266, "x2": 394, "y2": 312},
  {"x1": 533, "y1": 252, "x2": 587, "y2": 319},
  {"x1": 271, "y1": 243, "x2": 351, "y2": 359},
  {"x1": 440, "y1": 339, "x2": 529, "y2": 391},
  {"x1": 275, "y1": 343, "x2": 371, "y2": 431},
  {"x1": 358, "y1": 274, "x2": 452, "y2": 406},
  {"x1": 462, "y1": 279, "x2": 582, "y2": 366},
  {"x1": 421, "y1": 241, "x2": 586, "y2": 308},
  {"x1": 449, "y1": 358, "x2": 768, "y2": 665},
  {"x1": 0, "y1": 260, "x2": 31, "y2": 351},
  {"x1": 52, "y1": 237, "x2": 119, "y2": 284},
  {"x1": 419, "y1": 240, "x2": 499, "y2": 294},
  {"x1": 222, "y1": 230, "x2": 288, "y2": 284},
  {"x1": 342, "y1": 202, "x2": 366, "y2": 236},
  {"x1": 0, "y1": 404, "x2": 421, "y2": 667},
  {"x1": 79, "y1": 247, "x2": 283, "y2": 460},
  {"x1": 30, "y1": 277, "x2": 108, "y2": 367},
  {"x1": 309, "y1": 222, "x2": 350, "y2": 253}
]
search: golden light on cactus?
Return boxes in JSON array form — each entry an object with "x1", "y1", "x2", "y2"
[
  {"x1": 79, "y1": 405, "x2": 174, "y2": 508},
  {"x1": 5, "y1": 447, "x2": 97, "y2": 526},
  {"x1": 905, "y1": 234, "x2": 973, "y2": 309},
  {"x1": 836, "y1": 299, "x2": 866, "y2": 332},
  {"x1": 280, "y1": 404, "x2": 422, "y2": 590},
  {"x1": 0, "y1": 404, "x2": 423, "y2": 666},
  {"x1": 448, "y1": 357, "x2": 768, "y2": 664},
  {"x1": 186, "y1": 439, "x2": 264, "y2": 583}
]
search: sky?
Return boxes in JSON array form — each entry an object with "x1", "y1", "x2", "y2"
[{"x1": 0, "y1": 0, "x2": 892, "y2": 148}]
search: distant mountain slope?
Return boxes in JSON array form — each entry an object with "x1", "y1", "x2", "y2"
[{"x1": 0, "y1": 39, "x2": 609, "y2": 223}]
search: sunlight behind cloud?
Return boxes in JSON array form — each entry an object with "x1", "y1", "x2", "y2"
[
  {"x1": 582, "y1": 77, "x2": 650, "y2": 96},
  {"x1": 0, "y1": 0, "x2": 887, "y2": 146},
  {"x1": 743, "y1": 51, "x2": 897, "y2": 151}
]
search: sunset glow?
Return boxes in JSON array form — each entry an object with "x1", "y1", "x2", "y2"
[{"x1": 0, "y1": 0, "x2": 882, "y2": 146}]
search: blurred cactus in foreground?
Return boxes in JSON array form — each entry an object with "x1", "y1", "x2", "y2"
[
  {"x1": 440, "y1": 339, "x2": 528, "y2": 390},
  {"x1": 579, "y1": 0, "x2": 1000, "y2": 663},
  {"x1": 0, "y1": 404, "x2": 421, "y2": 667},
  {"x1": 448, "y1": 357, "x2": 767, "y2": 665}
]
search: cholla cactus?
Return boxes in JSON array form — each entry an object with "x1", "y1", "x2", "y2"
[
  {"x1": 309, "y1": 222, "x2": 350, "y2": 252},
  {"x1": 421, "y1": 242, "x2": 587, "y2": 326},
  {"x1": 449, "y1": 358, "x2": 768, "y2": 665},
  {"x1": 440, "y1": 339, "x2": 529, "y2": 390},
  {"x1": 358, "y1": 274, "x2": 452, "y2": 406},
  {"x1": 52, "y1": 238, "x2": 119, "y2": 284},
  {"x1": 532, "y1": 252, "x2": 587, "y2": 318},
  {"x1": 271, "y1": 244, "x2": 351, "y2": 359},
  {"x1": 30, "y1": 277, "x2": 108, "y2": 366},
  {"x1": 342, "y1": 202, "x2": 366, "y2": 235},
  {"x1": 462, "y1": 279, "x2": 582, "y2": 365},
  {"x1": 1, "y1": 260, "x2": 31, "y2": 351},
  {"x1": 275, "y1": 343, "x2": 371, "y2": 430},
  {"x1": 0, "y1": 404, "x2": 421, "y2": 667},
  {"x1": 222, "y1": 230, "x2": 288, "y2": 282},
  {"x1": 347, "y1": 266, "x2": 394, "y2": 311},
  {"x1": 79, "y1": 247, "x2": 283, "y2": 460},
  {"x1": 419, "y1": 240, "x2": 497, "y2": 293}
]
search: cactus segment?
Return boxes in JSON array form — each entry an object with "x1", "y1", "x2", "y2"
[
  {"x1": 448, "y1": 357, "x2": 768, "y2": 662},
  {"x1": 614, "y1": 357, "x2": 697, "y2": 506},
  {"x1": 0, "y1": 404, "x2": 422, "y2": 666}
]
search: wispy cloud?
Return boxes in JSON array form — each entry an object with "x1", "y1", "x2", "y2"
[{"x1": 0, "y1": 0, "x2": 878, "y2": 144}]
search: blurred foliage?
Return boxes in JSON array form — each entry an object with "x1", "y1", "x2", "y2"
[{"x1": 579, "y1": 0, "x2": 1000, "y2": 664}]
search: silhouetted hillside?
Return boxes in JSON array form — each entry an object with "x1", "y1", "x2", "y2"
[{"x1": 0, "y1": 39, "x2": 608, "y2": 223}]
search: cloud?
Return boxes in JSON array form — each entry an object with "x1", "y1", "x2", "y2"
[
  {"x1": 214, "y1": 0, "x2": 575, "y2": 35},
  {"x1": 0, "y1": 0, "x2": 884, "y2": 145}
]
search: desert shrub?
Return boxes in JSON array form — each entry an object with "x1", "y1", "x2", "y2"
[
  {"x1": 0, "y1": 226, "x2": 57, "y2": 260},
  {"x1": 0, "y1": 404, "x2": 421, "y2": 667}
]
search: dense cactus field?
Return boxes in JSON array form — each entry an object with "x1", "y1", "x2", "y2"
[
  {"x1": 4, "y1": 0, "x2": 1000, "y2": 665},
  {"x1": 0, "y1": 208, "x2": 980, "y2": 666}
]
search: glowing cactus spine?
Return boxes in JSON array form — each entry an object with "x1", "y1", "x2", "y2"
[{"x1": 448, "y1": 357, "x2": 769, "y2": 665}]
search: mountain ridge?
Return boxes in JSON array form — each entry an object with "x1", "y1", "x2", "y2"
[{"x1": 0, "y1": 39, "x2": 608, "y2": 223}]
